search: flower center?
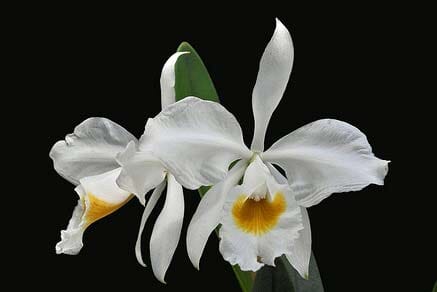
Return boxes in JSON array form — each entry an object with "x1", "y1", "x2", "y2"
[
  {"x1": 84, "y1": 193, "x2": 131, "y2": 228},
  {"x1": 231, "y1": 192, "x2": 286, "y2": 236}
]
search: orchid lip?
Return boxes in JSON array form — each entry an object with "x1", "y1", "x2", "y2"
[{"x1": 232, "y1": 192, "x2": 287, "y2": 236}]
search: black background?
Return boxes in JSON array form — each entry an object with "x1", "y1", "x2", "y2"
[{"x1": 12, "y1": 3, "x2": 435, "y2": 291}]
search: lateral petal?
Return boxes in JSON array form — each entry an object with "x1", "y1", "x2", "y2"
[
  {"x1": 263, "y1": 119, "x2": 389, "y2": 207},
  {"x1": 50, "y1": 118, "x2": 137, "y2": 185},
  {"x1": 141, "y1": 97, "x2": 251, "y2": 189}
]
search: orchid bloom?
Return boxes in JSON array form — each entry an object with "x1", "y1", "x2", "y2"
[
  {"x1": 50, "y1": 52, "x2": 188, "y2": 283},
  {"x1": 137, "y1": 19, "x2": 389, "y2": 277},
  {"x1": 50, "y1": 117, "x2": 135, "y2": 255}
]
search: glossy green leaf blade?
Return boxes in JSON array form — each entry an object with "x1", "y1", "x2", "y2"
[
  {"x1": 175, "y1": 42, "x2": 219, "y2": 102},
  {"x1": 231, "y1": 264, "x2": 254, "y2": 292},
  {"x1": 253, "y1": 254, "x2": 324, "y2": 292},
  {"x1": 252, "y1": 257, "x2": 294, "y2": 292},
  {"x1": 175, "y1": 42, "x2": 253, "y2": 292}
]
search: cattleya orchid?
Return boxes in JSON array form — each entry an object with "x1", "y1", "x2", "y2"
[
  {"x1": 137, "y1": 19, "x2": 389, "y2": 277},
  {"x1": 50, "y1": 118, "x2": 135, "y2": 255},
  {"x1": 50, "y1": 52, "x2": 188, "y2": 282}
]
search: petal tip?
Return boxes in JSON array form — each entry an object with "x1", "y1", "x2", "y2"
[
  {"x1": 155, "y1": 273, "x2": 167, "y2": 284},
  {"x1": 376, "y1": 159, "x2": 390, "y2": 185},
  {"x1": 274, "y1": 18, "x2": 288, "y2": 33},
  {"x1": 56, "y1": 221, "x2": 84, "y2": 255},
  {"x1": 55, "y1": 239, "x2": 82, "y2": 255},
  {"x1": 139, "y1": 196, "x2": 146, "y2": 206},
  {"x1": 192, "y1": 258, "x2": 201, "y2": 270},
  {"x1": 187, "y1": 250, "x2": 201, "y2": 270}
]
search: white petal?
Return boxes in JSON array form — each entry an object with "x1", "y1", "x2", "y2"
[
  {"x1": 50, "y1": 117, "x2": 137, "y2": 185},
  {"x1": 219, "y1": 163, "x2": 303, "y2": 271},
  {"x1": 262, "y1": 119, "x2": 389, "y2": 207},
  {"x1": 56, "y1": 168, "x2": 132, "y2": 255},
  {"x1": 250, "y1": 19, "x2": 294, "y2": 152},
  {"x1": 160, "y1": 52, "x2": 189, "y2": 109},
  {"x1": 186, "y1": 160, "x2": 248, "y2": 269},
  {"x1": 116, "y1": 141, "x2": 166, "y2": 205},
  {"x1": 286, "y1": 207, "x2": 311, "y2": 279},
  {"x1": 150, "y1": 174, "x2": 184, "y2": 283},
  {"x1": 135, "y1": 180, "x2": 166, "y2": 267},
  {"x1": 141, "y1": 97, "x2": 252, "y2": 189}
]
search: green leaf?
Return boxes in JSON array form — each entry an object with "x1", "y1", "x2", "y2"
[
  {"x1": 197, "y1": 185, "x2": 211, "y2": 197},
  {"x1": 175, "y1": 42, "x2": 253, "y2": 292},
  {"x1": 253, "y1": 254, "x2": 324, "y2": 292},
  {"x1": 231, "y1": 264, "x2": 255, "y2": 292},
  {"x1": 433, "y1": 280, "x2": 437, "y2": 292},
  {"x1": 175, "y1": 42, "x2": 219, "y2": 102}
]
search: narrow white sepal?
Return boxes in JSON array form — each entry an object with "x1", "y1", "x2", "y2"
[
  {"x1": 286, "y1": 207, "x2": 312, "y2": 279},
  {"x1": 135, "y1": 180, "x2": 167, "y2": 267},
  {"x1": 186, "y1": 160, "x2": 248, "y2": 269},
  {"x1": 160, "y1": 52, "x2": 189, "y2": 109},
  {"x1": 250, "y1": 18, "x2": 294, "y2": 152},
  {"x1": 150, "y1": 174, "x2": 184, "y2": 283}
]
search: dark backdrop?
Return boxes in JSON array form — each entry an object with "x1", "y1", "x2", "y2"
[{"x1": 14, "y1": 3, "x2": 435, "y2": 291}]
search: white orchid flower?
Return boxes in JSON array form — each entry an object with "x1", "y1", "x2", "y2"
[
  {"x1": 138, "y1": 19, "x2": 389, "y2": 277},
  {"x1": 50, "y1": 117, "x2": 136, "y2": 255},
  {"x1": 50, "y1": 52, "x2": 188, "y2": 283}
]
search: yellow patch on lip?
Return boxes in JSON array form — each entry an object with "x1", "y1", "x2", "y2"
[
  {"x1": 232, "y1": 192, "x2": 286, "y2": 236},
  {"x1": 84, "y1": 193, "x2": 132, "y2": 228}
]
